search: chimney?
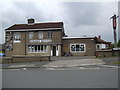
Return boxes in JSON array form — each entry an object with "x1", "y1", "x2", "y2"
[
  {"x1": 27, "y1": 18, "x2": 35, "y2": 24},
  {"x1": 98, "y1": 35, "x2": 101, "y2": 39}
]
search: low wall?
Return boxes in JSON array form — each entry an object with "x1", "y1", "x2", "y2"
[
  {"x1": 2, "y1": 55, "x2": 50, "y2": 63},
  {"x1": 95, "y1": 49, "x2": 120, "y2": 57}
]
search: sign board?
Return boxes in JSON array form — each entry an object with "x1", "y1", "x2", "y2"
[{"x1": 30, "y1": 39, "x2": 52, "y2": 43}]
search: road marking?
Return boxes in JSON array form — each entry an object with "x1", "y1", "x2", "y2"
[
  {"x1": 8, "y1": 69, "x2": 21, "y2": 71},
  {"x1": 78, "y1": 67, "x2": 100, "y2": 69},
  {"x1": 9, "y1": 65, "x2": 35, "y2": 68},
  {"x1": 97, "y1": 65, "x2": 119, "y2": 68},
  {"x1": 23, "y1": 68, "x2": 27, "y2": 70},
  {"x1": 47, "y1": 68, "x2": 63, "y2": 70},
  {"x1": 46, "y1": 67, "x2": 101, "y2": 70}
]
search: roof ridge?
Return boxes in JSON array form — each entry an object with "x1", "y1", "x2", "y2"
[{"x1": 15, "y1": 21, "x2": 63, "y2": 24}]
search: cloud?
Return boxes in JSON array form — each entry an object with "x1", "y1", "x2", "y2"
[
  {"x1": 60, "y1": 2, "x2": 118, "y2": 42},
  {"x1": 0, "y1": 0, "x2": 118, "y2": 44}
]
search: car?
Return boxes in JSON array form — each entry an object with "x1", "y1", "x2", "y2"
[{"x1": 0, "y1": 51, "x2": 5, "y2": 56}]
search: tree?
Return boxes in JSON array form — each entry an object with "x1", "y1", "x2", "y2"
[
  {"x1": 117, "y1": 40, "x2": 120, "y2": 47},
  {"x1": 110, "y1": 43, "x2": 115, "y2": 48}
]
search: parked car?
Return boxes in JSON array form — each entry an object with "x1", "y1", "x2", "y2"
[{"x1": 0, "y1": 51, "x2": 5, "y2": 56}]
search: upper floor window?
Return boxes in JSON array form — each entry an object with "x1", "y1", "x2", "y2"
[
  {"x1": 13, "y1": 32, "x2": 20, "y2": 42},
  {"x1": 70, "y1": 44, "x2": 86, "y2": 52},
  {"x1": 48, "y1": 31, "x2": 52, "y2": 39},
  {"x1": 29, "y1": 32, "x2": 34, "y2": 39},
  {"x1": 38, "y1": 31, "x2": 43, "y2": 39}
]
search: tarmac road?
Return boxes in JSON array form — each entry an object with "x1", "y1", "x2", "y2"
[
  {"x1": 2, "y1": 68, "x2": 118, "y2": 88},
  {"x1": 1, "y1": 56, "x2": 119, "y2": 88}
]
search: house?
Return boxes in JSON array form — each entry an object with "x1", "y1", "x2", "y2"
[{"x1": 5, "y1": 18, "x2": 111, "y2": 57}]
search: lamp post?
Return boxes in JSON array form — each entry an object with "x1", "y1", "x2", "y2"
[{"x1": 110, "y1": 14, "x2": 119, "y2": 47}]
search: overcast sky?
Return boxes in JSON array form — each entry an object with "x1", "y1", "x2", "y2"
[{"x1": 0, "y1": 0, "x2": 119, "y2": 44}]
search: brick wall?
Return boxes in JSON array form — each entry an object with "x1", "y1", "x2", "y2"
[{"x1": 62, "y1": 38, "x2": 96, "y2": 56}]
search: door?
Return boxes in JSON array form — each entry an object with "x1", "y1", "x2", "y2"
[{"x1": 53, "y1": 46, "x2": 56, "y2": 56}]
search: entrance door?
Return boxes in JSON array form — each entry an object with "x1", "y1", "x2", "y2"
[{"x1": 53, "y1": 46, "x2": 56, "y2": 56}]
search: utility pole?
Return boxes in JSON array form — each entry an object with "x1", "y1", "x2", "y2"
[{"x1": 110, "y1": 14, "x2": 119, "y2": 47}]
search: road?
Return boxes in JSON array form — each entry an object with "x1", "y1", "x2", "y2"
[
  {"x1": 1, "y1": 56, "x2": 119, "y2": 88},
  {"x1": 2, "y1": 67, "x2": 118, "y2": 88}
]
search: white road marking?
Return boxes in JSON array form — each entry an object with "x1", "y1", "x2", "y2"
[
  {"x1": 9, "y1": 69, "x2": 21, "y2": 71},
  {"x1": 9, "y1": 65, "x2": 35, "y2": 68},
  {"x1": 46, "y1": 67, "x2": 101, "y2": 70},
  {"x1": 23, "y1": 68, "x2": 27, "y2": 70},
  {"x1": 97, "y1": 65, "x2": 119, "y2": 68},
  {"x1": 78, "y1": 67, "x2": 101, "y2": 69}
]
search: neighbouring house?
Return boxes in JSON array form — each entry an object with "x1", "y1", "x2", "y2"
[{"x1": 5, "y1": 18, "x2": 111, "y2": 57}]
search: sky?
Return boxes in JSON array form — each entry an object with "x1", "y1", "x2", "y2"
[{"x1": 0, "y1": 0, "x2": 119, "y2": 44}]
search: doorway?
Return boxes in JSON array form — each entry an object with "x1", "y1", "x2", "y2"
[{"x1": 52, "y1": 46, "x2": 56, "y2": 56}]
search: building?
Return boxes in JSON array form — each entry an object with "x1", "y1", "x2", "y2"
[{"x1": 5, "y1": 18, "x2": 111, "y2": 57}]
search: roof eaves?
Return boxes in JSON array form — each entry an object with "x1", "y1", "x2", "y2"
[{"x1": 5, "y1": 28, "x2": 63, "y2": 32}]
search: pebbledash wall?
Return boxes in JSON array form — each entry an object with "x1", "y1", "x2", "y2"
[{"x1": 5, "y1": 18, "x2": 111, "y2": 57}]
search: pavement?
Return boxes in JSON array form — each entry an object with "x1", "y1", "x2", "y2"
[
  {"x1": 42, "y1": 59, "x2": 105, "y2": 68},
  {"x1": 1, "y1": 56, "x2": 119, "y2": 69}
]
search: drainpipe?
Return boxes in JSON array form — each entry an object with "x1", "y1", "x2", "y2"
[{"x1": 25, "y1": 32, "x2": 26, "y2": 55}]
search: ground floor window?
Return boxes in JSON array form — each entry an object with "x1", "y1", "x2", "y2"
[
  {"x1": 28, "y1": 45, "x2": 47, "y2": 53},
  {"x1": 70, "y1": 44, "x2": 86, "y2": 52}
]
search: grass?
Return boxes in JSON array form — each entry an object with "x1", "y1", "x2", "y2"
[{"x1": 112, "y1": 62, "x2": 120, "y2": 64}]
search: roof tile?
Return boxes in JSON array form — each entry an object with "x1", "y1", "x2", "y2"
[{"x1": 5, "y1": 22, "x2": 63, "y2": 30}]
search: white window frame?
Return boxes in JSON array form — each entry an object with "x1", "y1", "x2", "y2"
[
  {"x1": 38, "y1": 31, "x2": 43, "y2": 39},
  {"x1": 13, "y1": 32, "x2": 21, "y2": 43},
  {"x1": 28, "y1": 45, "x2": 47, "y2": 53},
  {"x1": 70, "y1": 43, "x2": 86, "y2": 52},
  {"x1": 48, "y1": 31, "x2": 53, "y2": 39},
  {"x1": 29, "y1": 32, "x2": 34, "y2": 39}
]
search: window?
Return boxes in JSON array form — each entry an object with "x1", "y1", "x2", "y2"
[
  {"x1": 97, "y1": 45, "x2": 100, "y2": 49},
  {"x1": 29, "y1": 32, "x2": 34, "y2": 39},
  {"x1": 48, "y1": 31, "x2": 52, "y2": 39},
  {"x1": 70, "y1": 44, "x2": 86, "y2": 52},
  {"x1": 38, "y1": 32, "x2": 43, "y2": 39},
  {"x1": 28, "y1": 45, "x2": 47, "y2": 53},
  {"x1": 71, "y1": 45, "x2": 75, "y2": 51},
  {"x1": 13, "y1": 32, "x2": 20, "y2": 42}
]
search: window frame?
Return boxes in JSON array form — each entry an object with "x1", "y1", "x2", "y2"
[
  {"x1": 29, "y1": 32, "x2": 34, "y2": 39},
  {"x1": 70, "y1": 43, "x2": 86, "y2": 52},
  {"x1": 13, "y1": 32, "x2": 21, "y2": 43},
  {"x1": 38, "y1": 31, "x2": 43, "y2": 39},
  {"x1": 48, "y1": 31, "x2": 53, "y2": 39},
  {"x1": 28, "y1": 45, "x2": 47, "y2": 53}
]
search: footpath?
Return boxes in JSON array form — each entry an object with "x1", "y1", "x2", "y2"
[
  {"x1": 42, "y1": 59, "x2": 105, "y2": 68},
  {"x1": 1, "y1": 56, "x2": 119, "y2": 69},
  {"x1": 1, "y1": 59, "x2": 105, "y2": 69}
]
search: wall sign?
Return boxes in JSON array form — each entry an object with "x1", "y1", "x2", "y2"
[{"x1": 30, "y1": 39, "x2": 52, "y2": 43}]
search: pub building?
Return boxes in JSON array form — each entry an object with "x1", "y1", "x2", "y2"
[{"x1": 5, "y1": 18, "x2": 111, "y2": 57}]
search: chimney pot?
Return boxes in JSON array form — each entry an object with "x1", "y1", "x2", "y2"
[
  {"x1": 28, "y1": 18, "x2": 35, "y2": 24},
  {"x1": 98, "y1": 35, "x2": 101, "y2": 39}
]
